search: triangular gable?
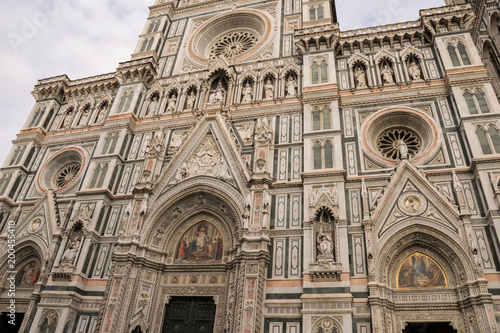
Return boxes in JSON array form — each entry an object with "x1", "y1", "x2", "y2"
[
  {"x1": 15, "y1": 192, "x2": 60, "y2": 249},
  {"x1": 371, "y1": 162, "x2": 461, "y2": 239},
  {"x1": 154, "y1": 114, "x2": 250, "y2": 194}
]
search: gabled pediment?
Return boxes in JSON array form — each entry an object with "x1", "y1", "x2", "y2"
[
  {"x1": 154, "y1": 115, "x2": 250, "y2": 195},
  {"x1": 371, "y1": 162, "x2": 461, "y2": 239},
  {"x1": 15, "y1": 193, "x2": 60, "y2": 249}
]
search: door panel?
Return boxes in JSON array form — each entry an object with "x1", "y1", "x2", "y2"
[{"x1": 162, "y1": 297, "x2": 216, "y2": 333}]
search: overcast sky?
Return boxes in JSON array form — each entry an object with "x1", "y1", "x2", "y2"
[{"x1": 0, "y1": 0, "x2": 444, "y2": 164}]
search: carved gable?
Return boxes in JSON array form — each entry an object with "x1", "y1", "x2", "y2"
[{"x1": 371, "y1": 162, "x2": 462, "y2": 240}]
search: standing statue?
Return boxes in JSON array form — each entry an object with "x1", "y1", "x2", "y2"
[
  {"x1": 96, "y1": 104, "x2": 108, "y2": 123},
  {"x1": 166, "y1": 94, "x2": 177, "y2": 112},
  {"x1": 286, "y1": 76, "x2": 297, "y2": 96},
  {"x1": 148, "y1": 95, "x2": 159, "y2": 115},
  {"x1": 397, "y1": 139, "x2": 408, "y2": 159},
  {"x1": 78, "y1": 109, "x2": 89, "y2": 126},
  {"x1": 264, "y1": 79, "x2": 274, "y2": 99},
  {"x1": 242, "y1": 82, "x2": 253, "y2": 103},
  {"x1": 354, "y1": 66, "x2": 367, "y2": 88},
  {"x1": 317, "y1": 230, "x2": 333, "y2": 256},
  {"x1": 209, "y1": 82, "x2": 225, "y2": 104},
  {"x1": 408, "y1": 61, "x2": 421, "y2": 80},
  {"x1": 61, "y1": 236, "x2": 81, "y2": 266},
  {"x1": 186, "y1": 91, "x2": 196, "y2": 109},
  {"x1": 61, "y1": 111, "x2": 73, "y2": 129},
  {"x1": 381, "y1": 64, "x2": 394, "y2": 84}
]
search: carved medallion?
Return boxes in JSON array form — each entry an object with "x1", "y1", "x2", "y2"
[{"x1": 398, "y1": 192, "x2": 427, "y2": 216}]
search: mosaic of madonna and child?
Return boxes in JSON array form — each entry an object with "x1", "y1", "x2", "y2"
[
  {"x1": 175, "y1": 222, "x2": 223, "y2": 263},
  {"x1": 397, "y1": 252, "x2": 448, "y2": 289}
]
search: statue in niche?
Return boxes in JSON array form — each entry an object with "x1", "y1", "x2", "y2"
[
  {"x1": 78, "y1": 108, "x2": 89, "y2": 126},
  {"x1": 264, "y1": 79, "x2": 274, "y2": 99},
  {"x1": 95, "y1": 103, "x2": 108, "y2": 123},
  {"x1": 147, "y1": 94, "x2": 159, "y2": 115},
  {"x1": 408, "y1": 60, "x2": 422, "y2": 81},
  {"x1": 397, "y1": 139, "x2": 408, "y2": 159},
  {"x1": 186, "y1": 90, "x2": 196, "y2": 109},
  {"x1": 286, "y1": 75, "x2": 297, "y2": 96},
  {"x1": 380, "y1": 64, "x2": 394, "y2": 84},
  {"x1": 354, "y1": 66, "x2": 367, "y2": 88},
  {"x1": 209, "y1": 82, "x2": 225, "y2": 104},
  {"x1": 61, "y1": 235, "x2": 81, "y2": 266},
  {"x1": 242, "y1": 82, "x2": 253, "y2": 103},
  {"x1": 61, "y1": 110, "x2": 73, "y2": 129},
  {"x1": 317, "y1": 229, "x2": 333, "y2": 256},
  {"x1": 166, "y1": 93, "x2": 177, "y2": 112}
]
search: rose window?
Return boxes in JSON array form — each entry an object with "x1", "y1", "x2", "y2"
[
  {"x1": 376, "y1": 128, "x2": 421, "y2": 160},
  {"x1": 54, "y1": 163, "x2": 81, "y2": 189},
  {"x1": 209, "y1": 32, "x2": 258, "y2": 60}
]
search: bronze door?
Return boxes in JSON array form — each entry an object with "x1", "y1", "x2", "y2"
[{"x1": 162, "y1": 297, "x2": 216, "y2": 333}]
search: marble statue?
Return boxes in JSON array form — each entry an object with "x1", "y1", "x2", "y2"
[
  {"x1": 408, "y1": 61, "x2": 421, "y2": 80},
  {"x1": 264, "y1": 79, "x2": 274, "y2": 99},
  {"x1": 186, "y1": 91, "x2": 196, "y2": 109},
  {"x1": 286, "y1": 76, "x2": 297, "y2": 96},
  {"x1": 381, "y1": 64, "x2": 394, "y2": 84},
  {"x1": 242, "y1": 83, "x2": 253, "y2": 103},
  {"x1": 167, "y1": 94, "x2": 177, "y2": 112},
  {"x1": 355, "y1": 66, "x2": 367, "y2": 88}
]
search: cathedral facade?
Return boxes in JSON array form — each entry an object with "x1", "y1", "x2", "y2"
[{"x1": 1, "y1": 0, "x2": 500, "y2": 332}]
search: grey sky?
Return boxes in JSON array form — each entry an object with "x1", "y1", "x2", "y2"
[{"x1": 0, "y1": 0, "x2": 444, "y2": 164}]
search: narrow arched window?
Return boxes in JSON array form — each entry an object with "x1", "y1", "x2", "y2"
[
  {"x1": 320, "y1": 62, "x2": 328, "y2": 83},
  {"x1": 97, "y1": 164, "x2": 109, "y2": 188},
  {"x1": 9, "y1": 175, "x2": 22, "y2": 199},
  {"x1": 477, "y1": 127, "x2": 492, "y2": 154},
  {"x1": 40, "y1": 319, "x2": 49, "y2": 333},
  {"x1": 90, "y1": 165, "x2": 101, "y2": 188},
  {"x1": 448, "y1": 44, "x2": 460, "y2": 66},
  {"x1": 464, "y1": 91, "x2": 477, "y2": 114},
  {"x1": 313, "y1": 108, "x2": 321, "y2": 131},
  {"x1": 310, "y1": 7, "x2": 316, "y2": 20},
  {"x1": 140, "y1": 39, "x2": 148, "y2": 53},
  {"x1": 324, "y1": 141, "x2": 333, "y2": 168},
  {"x1": 323, "y1": 106, "x2": 331, "y2": 130},
  {"x1": 317, "y1": 5, "x2": 324, "y2": 19},
  {"x1": 313, "y1": 143, "x2": 322, "y2": 169},
  {"x1": 475, "y1": 91, "x2": 489, "y2": 113},
  {"x1": 457, "y1": 43, "x2": 471, "y2": 65},
  {"x1": 489, "y1": 127, "x2": 500, "y2": 153},
  {"x1": 312, "y1": 62, "x2": 319, "y2": 84},
  {"x1": 42, "y1": 109, "x2": 54, "y2": 129}
]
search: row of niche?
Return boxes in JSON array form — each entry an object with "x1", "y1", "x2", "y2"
[
  {"x1": 347, "y1": 54, "x2": 428, "y2": 90},
  {"x1": 140, "y1": 70, "x2": 301, "y2": 118}
]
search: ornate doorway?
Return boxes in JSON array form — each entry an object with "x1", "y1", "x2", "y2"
[
  {"x1": 162, "y1": 297, "x2": 216, "y2": 333},
  {"x1": 403, "y1": 322, "x2": 457, "y2": 333}
]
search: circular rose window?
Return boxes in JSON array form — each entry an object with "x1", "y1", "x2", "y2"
[
  {"x1": 54, "y1": 162, "x2": 81, "y2": 189},
  {"x1": 376, "y1": 128, "x2": 422, "y2": 160},
  {"x1": 37, "y1": 148, "x2": 85, "y2": 192},
  {"x1": 188, "y1": 10, "x2": 272, "y2": 64},
  {"x1": 360, "y1": 108, "x2": 440, "y2": 167},
  {"x1": 209, "y1": 31, "x2": 259, "y2": 60}
]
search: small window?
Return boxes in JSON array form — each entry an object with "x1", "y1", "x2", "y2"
[
  {"x1": 464, "y1": 91, "x2": 477, "y2": 114},
  {"x1": 448, "y1": 44, "x2": 460, "y2": 66},
  {"x1": 320, "y1": 62, "x2": 328, "y2": 83},
  {"x1": 312, "y1": 63, "x2": 319, "y2": 84},
  {"x1": 309, "y1": 7, "x2": 316, "y2": 21},
  {"x1": 324, "y1": 141, "x2": 333, "y2": 168},
  {"x1": 311, "y1": 60, "x2": 328, "y2": 84},
  {"x1": 489, "y1": 127, "x2": 500, "y2": 153},
  {"x1": 457, "y1": 43, "x2": 471, "y2": 65},
  {"x1": 313, "y1": 143, "x2": 322, "y2": 169},
  {"x1": 313, "y1": 108, "x2": 321, "y2": 131},
  {"x1": 475, "y1": 91, "x2": 489, "y2": 113},
  {"x1": 312, "y1": 106, "x2": 331, "y2": 131},
  {"x1": 317, "y1": 6, "x2": 324, "y2": 19},
  {"x1": 477, "y1": 127, "x2": 493, "y2": 154},
  {"x1": 465, "y1": 90, "x2": 490, "y2": 114},
  {"x1": 313, "y1": 141, "x2": 334, "y2": 169},
  {"x1": 448, "y1": 43, "x2": 471, "y2": 66}
]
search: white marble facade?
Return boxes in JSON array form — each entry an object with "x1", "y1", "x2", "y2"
[{"x1": 1, "y1": 1, "x2": 500, "y2": 333}]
